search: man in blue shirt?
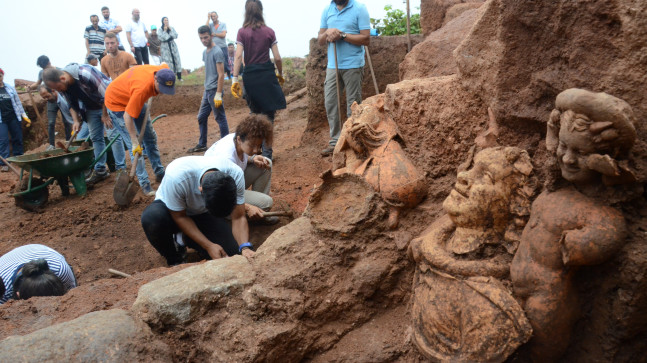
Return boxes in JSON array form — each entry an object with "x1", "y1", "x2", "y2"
[{"x1": 318, "y1": 0, "x2": 370, "y2": 156}]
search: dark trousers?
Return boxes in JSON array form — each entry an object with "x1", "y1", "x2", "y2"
[
  {"x1": 220, "y1": 47, "x2": 230, "y2": 76},
  {"x1": 197, "y1": 88, "x2": 229, "y2": 147},
  {"x1": 141, "y1": 200, "x2": 239, "y2": 265},
  {"x1": 133, "y1": 46, "x2": 149, "y2": 65},
  {"x1": 47, "y1": 101, "x2": 72, "y2": 146},
  {"x1": 0, "y1": 117, "x2": 23, "y2": 164}
]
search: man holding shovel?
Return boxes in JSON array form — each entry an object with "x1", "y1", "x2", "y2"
[
  {"x1": 318, "y1": 0, "x2": 370, "y2": 156},
  {"x1": 104, "y1": 64, "x2": 171, "y2": 196}
]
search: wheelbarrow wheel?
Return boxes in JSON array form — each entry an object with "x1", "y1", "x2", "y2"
[{"x1": 14, "y1": 178, "x2": 49, "y2": 212}]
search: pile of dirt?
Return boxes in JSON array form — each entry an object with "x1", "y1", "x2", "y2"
[{"x1": 420, "y1": 0, "x2": 485, "y2": 35}]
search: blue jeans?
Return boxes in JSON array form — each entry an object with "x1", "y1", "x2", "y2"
[
  {"x1": 107, "y1": 104, "x2": 164, "y2": 181},
  {"x1": 0, "y1": 117, "x2": 23, "y2": 164},
  {"x1": 85, "y1": 109, "x2": 107, "y2": 172},
  {"x1": 197, "y1": 88, "x2": 229, "y2": 147},
  {"x1": 75, "y1": 121, "x2": 90, "y2": 141}
]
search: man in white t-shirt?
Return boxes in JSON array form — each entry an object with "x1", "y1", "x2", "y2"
[
  {"x1": 205, "y1": 114, "x2": 277, "y2": 224},
  {"x1": 141, "y1": 156, "x2": 255, "y2": 266},
  {"x1": 126, "y1": 8, "x2": 149, "y2": 65}
]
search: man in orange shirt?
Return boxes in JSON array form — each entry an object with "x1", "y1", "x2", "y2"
[{"x1": 104, "y1": 65, "x2": 175, "y2": 195}]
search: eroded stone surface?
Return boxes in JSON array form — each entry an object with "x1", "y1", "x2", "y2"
[{"x1": 0, "y1": 309, "x2": 172, "y2": 362}]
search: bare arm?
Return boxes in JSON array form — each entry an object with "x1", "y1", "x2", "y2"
[
  {"x1": 145, "y1": 30, "x2": 150, "y2": 41},
  {"x1": 170, "y1": 210, "x2": 227, "y2": 259},
  {"x1": 126, "y1": 31, "x2": 134, "y2": 51},
  {"x1": 233, "y1": 44, "x2": 244, "y2": 77},
  {"x1": 69, "y1": 108, "x2": 82, "y2": 133},
  {"x1": 270, "y1": 44, "x2": 282, "y2": 76},
  {"x1": 108, "y1": 25, "x2": 123, "y2": 34},
  {"x1": 123, "y1": 112, "x2": 140, "y2": 147},
  {"x1": 216, "y1": 62, "x2": 224, "y2": 93},
  {"x1": 231, "y1": 204, "x2": 255, "y2": 258},
  {"x1": 343, "y1": 29, "x2": 371, "y2": 46},
  {"x1": 85, "y1": 38, "x2": 91, "y2": 55},
  {"x1": 215, "y1": 29, "x2": 227, "y2": 39}
]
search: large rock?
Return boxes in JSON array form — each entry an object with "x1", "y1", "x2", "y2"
[
  {"x1": 400, "y1": 6, "x2": 484, "y2": 80},
  {"x1": 0, "y1": 309, "x2": 172, "y2": 362},
  {"x1": 132, "y1": 256, "x2": 255, "y2": 328},
  {"x1": 420, "y1": 0, "x2": 485, "y2": 35},
  {"x1": 305, "y1": 35, "x2": 423, "y2": 139},
  {"x1": 456, "y1": 0, "x2": 647, "y2": 132}
]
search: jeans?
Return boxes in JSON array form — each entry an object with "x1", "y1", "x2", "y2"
[
  {"x1": 133, "y1": 46, "x2": 149, "y2": 65},
  {"x1": 141, "y1": 200, "x2": 239, "y2": 265},
  {"x1": 197, "y1": 88, "x2": 229, "y2": 147},
  {"x1": 107, "y1": 104, "x2": 164, "y2": 182},
  {"x1": 47, "y1": 101, "x2": 72, "y2": 146},
  {"x1": 85, "y1": 109, "x2": 107, "y2": 172},
  {"x1": 324, "y1": 67, "x2": 364, "y2": 146},
  {"x1": 75, "y1": 121, "x2": 90, "y2": 140},
  {"x1": 0, "y1": 117, "x2": 23, "y2": 164}
]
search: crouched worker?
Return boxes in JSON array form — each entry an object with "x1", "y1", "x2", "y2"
[{"x1": 141, "y1": 156, "x2": 255, "y2": 266}]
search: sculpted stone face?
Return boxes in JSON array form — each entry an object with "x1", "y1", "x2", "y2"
[
  {"x1": 556, "y1": 121, "x2": 597, "y2": 185},
  {"x1": 444, "y1": 149, "x2": 515, "y2": 233}
]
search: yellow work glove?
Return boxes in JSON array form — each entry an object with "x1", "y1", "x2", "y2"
[
  {"x1": 231, "y1": 77, "x2": 242, "y2": 99},
  {"x1": 132, "y1": 144, "x2": 143, "y2": 157},
  {"x1": 276, "y1": 74, "x2": 285, "y2": 86},
  {"x1": 213, "y1": 92, "x2": 223, "y2": 108},
  {"x1": 21, "y1": 113, "x2": 31, "y2": 127}
]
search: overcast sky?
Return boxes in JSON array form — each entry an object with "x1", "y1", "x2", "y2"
[{"x1": 1, "y1": 0, "x2": 421, "y2": 85}]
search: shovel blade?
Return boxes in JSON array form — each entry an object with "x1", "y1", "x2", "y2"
[{"x1": 113, "y1": 171, "x2": 140, "y2": 206}]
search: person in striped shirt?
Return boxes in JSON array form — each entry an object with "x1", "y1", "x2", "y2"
[
  {"x1": 0, "y1": 244, "x2": 77, "y2": 304},
  {"x1": 85, "y1": 15, "x2": 107, "y2": 62}
]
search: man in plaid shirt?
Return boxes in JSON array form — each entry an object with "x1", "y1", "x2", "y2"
[{"x1": 43, "y1": 63, "x2": 113, "y2": 185}]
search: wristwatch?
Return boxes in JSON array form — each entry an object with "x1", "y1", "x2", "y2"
[{"x1": 340, "y1": 32, "x2": 347, "y2": 40}]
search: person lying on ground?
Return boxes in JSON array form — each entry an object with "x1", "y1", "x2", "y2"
[
  {"x1": 0, "y1": 244, "x2": 77, "y2": 304},
  {"x1": 42, "y1": 64, "x2": 112, "y2": 185},
  {"x1": 104, "y1": 65, "x2": 172, "y2": 196},
  {"x1": 141, "y1": 156, "x2": 256, "y2": 266},
  {"x1": 205, "y1": 113, "x2": 278, "y2": 225}
]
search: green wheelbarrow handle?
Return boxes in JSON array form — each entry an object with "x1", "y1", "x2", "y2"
[{"x1": 86, "y1": 113, "x2": 167, "y2": 170}]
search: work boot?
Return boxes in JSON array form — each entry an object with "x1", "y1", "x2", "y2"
[
  {"x1": 188, "y1": 144, "x2": 207, "y2": 153},
  {"x1": 142, "y1": 183, "x2": 156, "y2": 197},
  {"x1": 320, "y1": 145, "x2": 335, "y2": 157},
  {"x1": 85, "y1": 169, "x2": 109, "y2": 186},
  {"x1": 155, "y1": 171, "x2": 165, "y2": 183}
]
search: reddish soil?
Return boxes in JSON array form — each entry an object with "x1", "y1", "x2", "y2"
[{"x1": 0, "y1": 87, "x2": 330, "y2": 339}]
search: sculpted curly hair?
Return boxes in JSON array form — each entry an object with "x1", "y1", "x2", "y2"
[{"x1": 235, "y1": 114, "x2": 273, "y2": 142}]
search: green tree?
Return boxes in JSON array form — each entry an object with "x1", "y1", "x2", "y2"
[{"x1": 370, "y1": 5, "x2": 421, "y2": 36}]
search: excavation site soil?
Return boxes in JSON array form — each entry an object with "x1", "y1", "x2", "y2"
[{"x1": 0, "y1": 86, "x2": 333, "y2": 337}]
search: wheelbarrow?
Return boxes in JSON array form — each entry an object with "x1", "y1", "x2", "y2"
[{"x1": 6, "y1": 134, "x2": 121, "y2": 211}]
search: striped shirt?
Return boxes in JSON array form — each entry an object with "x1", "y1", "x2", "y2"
[
  {"x1": 0, "y1": 244, "x2": 76, "y2": 304},
  {"x1": 84, "y1": 25, "x2": 107, "y2": 55}
]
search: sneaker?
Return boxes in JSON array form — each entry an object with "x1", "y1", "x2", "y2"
[
  {"x1": 188, "y1": 144, "x2": 207, "y2": 153},
  {"x1": 142, "y1": 183, "x2": 156, "y2": 197},
  {"x1": 155, "y1": 171, "x2": 165, "y2": 183},
  {"x1": 85, "y1": 170, "x2": 109, "y2": 186},
  {"x1": 0, "y1": 166, "x2": 8, "y2": 173},
  {"x1": 321, "y1": 145, "x2": 335, "y2": 157},
  {"x1": 45, "y1": 145, "x2": 56, "y2": 151},
  {"x1": 167, "y1": 236, "x2": 188, "y2": 266}
]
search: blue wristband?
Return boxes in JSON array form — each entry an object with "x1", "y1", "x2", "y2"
[{"x1": 239, "y1": 242, "x2": 253, "y2": 253}]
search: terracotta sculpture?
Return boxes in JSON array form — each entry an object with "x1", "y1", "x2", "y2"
[
  {"x1": 409, "y1": 147, "x2": 536, "y2": 362},
  {"x1": 510, "y1": 89, "x2": 635, "y2": 361},
  {"x1": 332, "y1": 96, "x2": 426, "y2": 229}
]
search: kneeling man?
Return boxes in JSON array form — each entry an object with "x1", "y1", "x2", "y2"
[{"x1": 141, "y1": 156, "x2": 255, "y2": 266}]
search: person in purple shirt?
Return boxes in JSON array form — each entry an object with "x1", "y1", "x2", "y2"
[{"x1": 230, "y1": 0, "x2": 286, "y2": 161}]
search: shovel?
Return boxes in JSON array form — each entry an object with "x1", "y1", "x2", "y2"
[
  {"x1": 113, "y1": 99, "x2": 152, "y2": 207},
  {"x1": 56, "y1": 130, "x2": 76, "y2": 153}
]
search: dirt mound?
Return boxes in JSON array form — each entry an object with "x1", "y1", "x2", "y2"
[
  {"x1": 400, "y1": 6, "x2": 484, "y2": 80},
  {"x1": 420, "y1": 0, "x2": 485, "y2": 35}
]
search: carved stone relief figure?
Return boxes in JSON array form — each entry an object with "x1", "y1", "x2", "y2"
[
  {"x1": 409, "y1": 147, "x2": 536, "y2": 362},
  {"x1": 510, "y1": 89, "x2": 636, "y2": 361},
  {"x1": 332, "y1": 96, "x2": 427, "y2": 229}
]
